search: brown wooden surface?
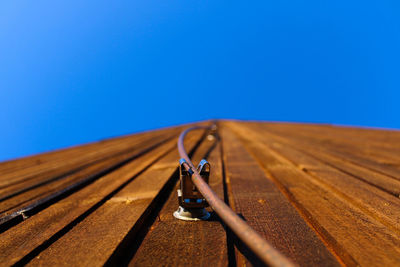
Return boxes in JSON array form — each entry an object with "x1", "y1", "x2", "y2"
[
  {"x1": 221, "y1": 125, "x2": 340, "y2": 266},
  {"x1": 0, "y1": 133, "x2": 176, "y2": 217},
  {"x1": 129, "y1": 131, "x2": 228, "y2": 267},
  {"x1": 1, "y1": 121, "x2": 400, "y2": 266},
  {"x1": 0, "y1": 135, "x2": 181, "y2": 265},
  {"x1": 25, "y1": 130, "x2": 205, "y2": 266},
  {"x1": 226, "y1": 121, "x2": 400, "y2": 266}
]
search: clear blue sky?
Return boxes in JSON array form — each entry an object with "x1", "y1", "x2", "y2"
[{"x1": 0, "y1": 1, "x2": 399, "y2": 161}]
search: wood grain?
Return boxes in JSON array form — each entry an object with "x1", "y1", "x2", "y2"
[
  {"x1": 0, "y1": 129, "x2": 199, "y2": 266},
  {"x1": 226, "y1": 121, "x2": 400, "y2": 266},
  {"x1": 0, "y1": 126, "x2": 181, "y2": 176},
  {"x1": 0, "y1": 128, "x2": 180, "y2": 190},
  {"x1": 0, "y1": 134, "x2": 176, "y2": 216},
  {"x1": 1, "y1": 120, "x2": 400, "y2": 266},
  {"x1": 260, "y1": 123, "x2": 400, "y2": 179},
  {"x1": 22, "y1": 130, "x2": 205, "y2": 266},
  {"x1": 250, "y1": 123, "x2": 400, "y2": 197},
  {"x1": 221, "y1": 124, "x2": 340, "y2": 266},
  {"x1": 129, "y1": 132, "x2": 229, "y2": 267}
]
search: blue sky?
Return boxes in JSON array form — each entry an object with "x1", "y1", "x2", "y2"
[{"x1": 0, "y1": 1, "x2": 399, "y2": 161}]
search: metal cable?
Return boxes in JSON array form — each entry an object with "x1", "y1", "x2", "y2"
[{"x1": 177, "y1": 125, "x2": 296, "y2": 267}]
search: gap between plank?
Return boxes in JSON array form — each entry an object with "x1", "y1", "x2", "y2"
[
  {"x1": 103, "y1": 130, "x2": 208, "y2": 266},
  {"x1": 12, "y1": 141, "x2": 180, "y2": 266},
  {"x1": 0, "y1": 136, "x2": 175, "y2": 235},
  {"x1": 227, "y1": 125, "x2": 351, "y2": 267}
]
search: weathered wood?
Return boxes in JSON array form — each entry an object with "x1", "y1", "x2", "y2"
[
  {"x1": 129, "y1": 133, "x2": 229, "y2": 266},
  {"x1": 0, "y1": 133, "x2": 160, "y2": 190},
  {"x1": 0, "y1": 130, "x2": 202, "y2": 266},
  {"x1": 18, "y1": 130, "x2": 205, "y2": 266},
  {"x1": 234, "y1": 122, "x2": 400, "y2": 234},
  {"x1": 0, "y1": 133, "x2": 175, "y2": 217},
  {"x1": 0, "y1": 128, "x2": 180, "y2": 189},
  {"x1": 252, "y1": 123, "x2": 400, "y2": 197},
  {"x1": 0, "y1": 126, "x2": 181, "y2": 176},
  {"x1": 262, "y1": 123, "x2": 400, "y2": 150},
  {"x1": 226, "y1": 121, "x2": 400, "y2": 266},
  {"x1": 1, "y1": 120, "x2": 400, "y2": 266},
  {"x1": 220, "y1": 124, "x2": 340, "y2": 266},
  {"x1": 260, "y1": 123, "x2": 400, "y2": 179}
]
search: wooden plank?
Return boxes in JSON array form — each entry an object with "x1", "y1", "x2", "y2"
[
  {"x1": 3, "y1": 130, "x2": 205, "y2": 266},
  {"x1": 0, "y1": 133, "x2": 153, "y2": 189},
  {"x1": 129, "y1": 133, "x2": 229, "y2": 266},
  {"x1": 261, "y1": 123, "x2": 397, "y2": 155},
  {"x1": 0, "y1": 133, "x2": 175, "y2": 218},
  {"x1": 0, "y1": 129, "x2": 203, "y2": 266},
  {"x1": 261, "y1": 123, "x2": 400, "y2": 179},
  {"x1": 0, "y1": 133, "x2": 148, "y2": 180},
  {"x1": 257, "y1": 123, "x2": 400, "y2": 163},
  {"x1": 2, "y1": 120, "x2": 400, "y2": 266},
  {"x1": 232, "y1": 122, "x2": 400, "y2": 236},
  {"x1": 220, "y1": 124, "x2": 340, "y2": 266},
  {"x1": 263, "y1": 123, "x2": 400, "y2": 150},
  {"x1": 251, "y1": 123, "x2": 400, "y2": 196},
  {"x1": 226, "y1": 121, "x2": 400, "y2": 266},
  {"x1": 0, "y1": 126, "x2": 181, "y2": 175},
  {"x1": 0, "y1": 128, "x2": 179, "y2": 188},
  {"x1": 281, "y1": 123, "x2": 400, "y2": 161}
]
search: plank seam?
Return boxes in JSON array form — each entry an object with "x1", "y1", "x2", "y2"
[
  {"x1": 12, "y1": 142, "x2": 178, "y2": 266},
  {"x1": 227, "y1": 124, "x2": 353, "y2": 266},
  {"x1": 263, "y1": 141, "x2": 400, "y2": 236},
  {"x1": 263, "y1": 127, "x2": 400, "y2": 182},
  {"x1": 104, "y1": 130, "x2": 208, "y2": 266},
  {"x1": 219, "y1": 129, "x2": 237, "y2": 267},
  {"x1": 0, "y1": 136, "x2": 175, "y2": 234},
  {"x1": 258, "y1": 127, "x2": 400, "y2": 198}
]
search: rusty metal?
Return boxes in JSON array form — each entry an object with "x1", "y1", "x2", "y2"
[{"x1": 177, "y1": 125, "x2": 296, "y2": 267}]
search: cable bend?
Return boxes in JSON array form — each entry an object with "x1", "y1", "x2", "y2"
[{"x1": 177, "y1": 124, "x2": 296, "y2": 267}]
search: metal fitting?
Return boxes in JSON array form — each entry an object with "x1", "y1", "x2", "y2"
[{"x1": 173, "y1": 159, "x2": 210, "y2": 221}]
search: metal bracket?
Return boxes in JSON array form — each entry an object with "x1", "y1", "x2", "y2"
[{"x1": 173, "y1": 159, "x2": 210, "y2": 221}]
